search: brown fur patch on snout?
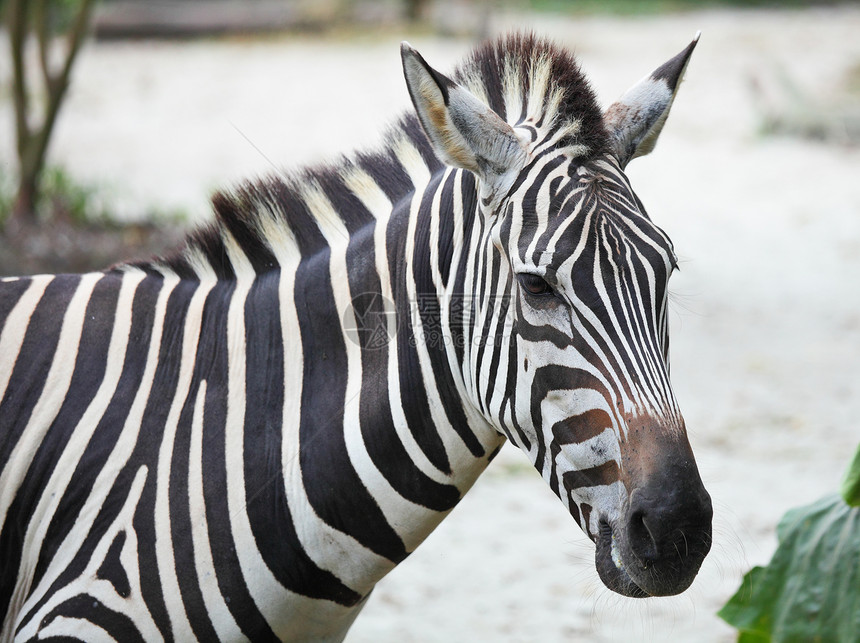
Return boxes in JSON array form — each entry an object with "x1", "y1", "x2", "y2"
[{"x1": 617, "y1": 412, "x2": 694, "y2": 489}]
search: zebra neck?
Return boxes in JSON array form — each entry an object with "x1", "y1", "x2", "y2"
[
  {"x1": 384, "y1": 163, "x2": 504, "y2": 489},
  {"x1": 250, "y1": 165, "x2": 502, "y2": 603}
]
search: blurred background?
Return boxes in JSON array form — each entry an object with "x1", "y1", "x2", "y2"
[{"x1": 1, "y1": 1, "x2": 859, "y2": 641}]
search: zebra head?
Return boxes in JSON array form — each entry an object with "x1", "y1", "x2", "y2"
[{"x1": 402, "y1": 35, "x2": 712, "y2": 597}]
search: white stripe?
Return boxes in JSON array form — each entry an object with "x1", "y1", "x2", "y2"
[
  {"x1": 5, "y1": 269, "x2": 148, "y2": 639},
  {"x1": 594, "y1": 219, "x2": 664, "y2": 416},
  {"x1": 272, "y1": 231, "x2": 371, "y2": 641},
  {"x1": 434, "y1": 171, "x2": 501, "y2": 447},
  {"x1": 521, "y1": 155, "x2": 568, "y2": 262},
  {"x1": 153, "y1": 276, "x2": 215, "y2": 640},
  {"x1": 0, "y1": 275, "x2": 53, "y2": 401},
  {"x1": 188, "y1": 381, "x2": 247, "y2": 641},
  {"x1": 19, "y1": 270, "x2": 179, "y2": 633},
  {"x1": 501, "y1": 55, "x2": 523, "y2": 127},
  {"x1": 342, "y1": 167, "x2": 391, "y2": 222},
  {"x1": 300, "y1": 183, "x2": 410, "y2": 572},
  {"x1": 184, "y1": 244, "x2": 219, "y2": 282},
  {"x1": 349, "y1": 167, "x2": 455, "y2": 487},
  {"x1": 219, "y1": 242, "x2": 303, "y2": 633},
  {"x1": 16, "y1": 466, "x2": 158, "y2": 642},
  {"x1": 0, "y1": 272, "x2": 101, "y2": 529},
  {"x1": 420, "y1": 169, "x2": 493, "y2": 471},
  {"x1": 624, "y1": 243, "x2": 677, "y2": 414},
  {"x1": 35, "y1": 616, "x2": 116, "y2": 643},
  {"x1": 392, "y1": 135, "x2": 431, "y2": 190},
  {"x1": 403, "y1": 181, "x2": 470, "y2": 474}
]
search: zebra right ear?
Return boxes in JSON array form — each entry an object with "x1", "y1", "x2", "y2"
[
  {"x1": 401, "y1": 42, "x2": 527, "y2": 207},
  {"x1": 604, "y1": 33, "x2": 700, "y2": 168}
]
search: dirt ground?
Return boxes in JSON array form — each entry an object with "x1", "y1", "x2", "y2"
[{"x1": 2, "y1": 5, "x2": 860, "y2": 642}]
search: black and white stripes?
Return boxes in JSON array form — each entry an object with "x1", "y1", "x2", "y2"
[{"x1": 0, "y1": 33, "x2": 710, "y2": 641}]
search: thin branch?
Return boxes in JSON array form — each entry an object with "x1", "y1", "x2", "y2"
[
  {"x1": 34, "y1": 0, "x2": 96, "y2": 170},
  {"x1": 58, "y1": 0, "x2": 96, "y2": 94},
  {"x1": 7, "y1": 0, "x2": 31, "y2": 153},
  {"x1": 35, "y1": 0, "x2": 51, "y2": 86}
]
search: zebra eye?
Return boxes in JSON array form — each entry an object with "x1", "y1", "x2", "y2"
[{"x1": 518, "y1": 273, "x2": 552, "y2": 296}]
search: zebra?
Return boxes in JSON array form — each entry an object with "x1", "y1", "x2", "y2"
[{"x1": 0, "y1": 32, "x2": 712, "y2": 641}]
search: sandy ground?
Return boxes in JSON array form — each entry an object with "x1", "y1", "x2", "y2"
[{"x1": 3, "y1": 5, "x2": 860, "y2": 642}]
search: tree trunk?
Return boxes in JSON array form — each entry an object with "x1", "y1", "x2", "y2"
[{"x1": 5, "y1": 0, "x2": 96, "y2": 227}]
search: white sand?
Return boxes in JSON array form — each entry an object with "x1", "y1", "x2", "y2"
[{"x1": 2, "y1": 6, "x2": 860, "y2": 641}]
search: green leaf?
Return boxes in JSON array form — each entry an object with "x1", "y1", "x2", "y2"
[
  {"x1": 737, "y1": 631, "x2": 770, "y2": 643},
  {"x1": 718, "y1": 494, "x2": 860, "y2": 642},
  {"x1": 841, "y1": 443, "x2": 860, "y2": 507}
]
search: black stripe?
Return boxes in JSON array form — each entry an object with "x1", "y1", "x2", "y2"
[
  {"x1": 449, "y1": 172, "x2": 479, "y2": 368},
  {"x1": 0, "y1": 275, "x2": 81, "y2": 468},
  {"x1": 499, "y1": 336, "x2": 531, "y2": 450},
  {"x1": 23, "y1": 462, "x2": 153, "y2": 641},
  {"x1": 189, "y1": 281, "x2": 279, "y2": 640},
  {"x1": 562, "y1": 459, "x2": 620, "y2": 495},
  {"x1": 598, "y1": 222, "x2": 653, "y2": 396},
  {"x1": 436, "y1": 172, "x2": 456, "y2": 287},
  {"x1": 471, "y1": 213, "x2": 510, "y2": 419},
  {"x1": 614, "y1": 244, "x2": 667, "y2": 405},
  {"x1": 187, "y1": 225, "x2": 237, "y2": 281},
  {"x1": 551, "y1": 408, "x2": 614, "y2": 446},
  {"x1": 549, "y1": 408, "x2": 615, "y2": 497},
  {"x1": 506, "y1": 153, "x2": 563, "y2": 216},
  {"x1": 529, "y1": 175, "x2": 572, "y2": 266},
  {"x1": 0, "y1": 276, "x2": 86, "y2": 621},
  {"x1": 402, "y1": 115, "x2": 444, "y2": 176},
  {"x1": 18, "y1": 275, "x2": 167, "y2": 634},
  {"x1": 315, "y1": 166, "x2": 375, "y2": 236},
  {"x1": 513, "y1": 294, "x2": 571, "y2": 350},
  {"x1": 34, "y1": 594, "x2": 145, "y2": 643},
  {"x1": 243, "y1": 272, "x2": 363, "y2": 605},
  {"x1": 96, "y1": 531, "x2": 131, "y2": 599},
  {"x1": 346, "y1": 228, "x2": 461, "y2": 513},
  {"x1": 531, "y1": 365, "x2": 612, "y2": 488},
  {"x1": 388, "y1": 198, "x2": 452, "y2": 475},
  {"x1": 131, "y1": 278, "x2": 208, "y2": 641},
  {"x1": 0, "y1": 274, "x2": 120, "y2": 619},
  {"x1": 166, "y1": 292, "x2": 220, "y2": 642},
  {"x1": 355, "y1": 148, "x2": 414, "y2": 206},
  {"x1": 268, "y1": 181, "x2": 327, "y2": 258},
  {"x1": 481, "y1": 271, "x2": 512, "y2": 415},
  {"x1": 212, "y1": 193, "x2": 278, "y2": 275},
  {"x1": 578, "y1": 503, "x2": 591, "y2": 537},
  {"x1": 0, "y1": 277, "x2": 33, "y2": 330},
  {"x1": 296, "y1": 249, "x2": 406, "y2": 562},
  {"x1": 413, "y1": 175, "x2": 484, "y2": 458}
]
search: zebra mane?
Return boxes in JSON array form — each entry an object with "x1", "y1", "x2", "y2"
[
  {"x1": 454, "y1": 32, "x2": 607, "y2": 156},
  {"x1": 136, "y1": 33, "x2": 606, "y2": 280}
]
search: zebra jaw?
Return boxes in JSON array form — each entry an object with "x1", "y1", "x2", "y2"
[{"x1": 596, "y1": 520, "x2": 649, "y2": 598}]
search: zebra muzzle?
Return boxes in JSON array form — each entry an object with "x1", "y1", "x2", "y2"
[{"x1": 594, "y1": 457, "x2": 713, "y2": 597}]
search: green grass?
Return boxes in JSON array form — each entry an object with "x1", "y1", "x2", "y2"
[
  {"x1": 0, "y1": 168, "x2": 13, "y2": 222},
  {"x1": 38, "y1": 165, "x2": 107, "y2": 224},
  {"x1": 0, "y1": 165, "x2": 188, "y2": 226}
]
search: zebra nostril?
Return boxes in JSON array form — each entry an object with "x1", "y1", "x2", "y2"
[{"x1": 627, "y1": 508, "x2": 658, "y2": 563}]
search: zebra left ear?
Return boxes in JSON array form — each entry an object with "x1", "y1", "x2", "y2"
[
  {"x1": 604, "y1": 32, "x2": 700, "y2": 168},
  {"x1": 401, "y1": 42, "x2": 527, "y2": 206}
]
